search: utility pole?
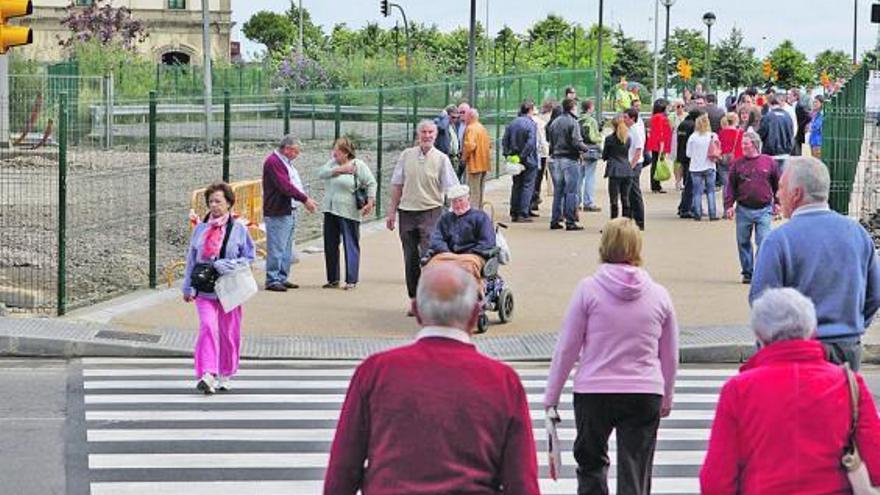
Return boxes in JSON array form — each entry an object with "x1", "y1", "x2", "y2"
[
  {"x1": 652, "y1": 0, "x2": 659, "y2": 101},
  {"x1": 298, "y1": 0, "x2": 304, "y2": 54},
  {"x1": 595, "y1": 0, "x2": 604, "y2": 120},
  {"x1": 202, "y1": 0, "x2": 212, "y2": 148},
  {"x1": 468, "y1": 0, "x2": 477, "y2": 104}
]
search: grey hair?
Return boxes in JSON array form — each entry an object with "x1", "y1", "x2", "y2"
[
  {"x1": 743, "y1": 130, "x2": 762, "y2": 153},
  {"x1": 751, "y1": 288, "x2": 817, "y2": 344},
  {"x1": 416, "y1": 119, "x2": 438, "y2": 133},
  {"x1": 784, "y1": 156, "x2": 831, "y2": 203},
  {"x1": 470, "y1": 108, "x2": 480, "y2": 120},
  {"x1": 416, "y1": 266, "x2": 478, "y2": 327},
  {"x1": 279, "y1": 134, "x2": 302, "y2": 149}
]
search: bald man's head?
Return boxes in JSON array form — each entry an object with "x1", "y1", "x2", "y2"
[{"x1": 414, "y1": 264, "x2": 480, "y2": 332}]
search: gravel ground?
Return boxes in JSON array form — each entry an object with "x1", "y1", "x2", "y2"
[{"x1": 0, "y1": 138, "x2": 412, "y2": 312}]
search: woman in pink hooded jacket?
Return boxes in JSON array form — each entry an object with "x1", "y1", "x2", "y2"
[{"x1": 543, "y1": 217, "x2": 679, "y2": 495}]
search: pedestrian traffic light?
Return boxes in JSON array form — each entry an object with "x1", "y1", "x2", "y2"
[
  {"x1": 0, "y1": 0, "x2": 32, "y2": 54},
  {"x1": 762, "y1": 59, "x2": 773, "y2": 80},
  {"x1": 380, "y1": 0, "x2": 389, "y2": 17}
]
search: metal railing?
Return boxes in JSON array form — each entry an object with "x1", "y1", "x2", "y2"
[
  {"x1": 823, "y1": 64, "x2": 868, "y2": 214},
  {"x1": 0, "y1": 68, "x2": 595, "y2": 315}
]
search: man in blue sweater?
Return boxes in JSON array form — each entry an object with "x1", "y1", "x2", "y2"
[
  {"x1": 502, "y1": 101, "x2": 539, "y2": 223},
  {"x1": 749, "y1": 157, "x2": 880, "y2": 370}
]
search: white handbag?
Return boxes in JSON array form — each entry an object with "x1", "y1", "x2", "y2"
[
  {"x1": 842, "y1": 363, "x2": 880, "y2": 495},
  {"x1": 214, "y1": 265, "x2": 258, "y2": 313}
]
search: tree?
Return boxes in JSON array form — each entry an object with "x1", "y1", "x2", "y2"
[
  {"x1": 58, "y1": 0, "x2": 148, "y2": 52},
  {"x1": 712, "y1": 27, "x2": 760, "y2": 92},
  {"x1": 768, "y1": 40, "x2": 813, "y2": 88},
  {"x1": 814, "y1": 49, "x2": 854, "y2": 82},
  {"x1": 662, "y1": 28, "x2": 706, "y2": 91},
  {"x1": 609, "y1": 28, "x2": 652, "y2": 87},
  {"x1": 242, "y1": 11, "x2": 295, "y2": 54}
]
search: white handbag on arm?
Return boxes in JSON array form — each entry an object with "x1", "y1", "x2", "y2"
[
  {"x1": 215, "y1": 265, "x2": 258, "y2": 313},
  {"x1": 842, "y1": 363, "x2": 880, "y2": 495}
]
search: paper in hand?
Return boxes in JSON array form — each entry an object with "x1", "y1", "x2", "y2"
[{"x1": 545, "y1": 415, "x2": 562, "y2": 481}]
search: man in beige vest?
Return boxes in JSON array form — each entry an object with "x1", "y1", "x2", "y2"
[{"x1": 386, "y1": 120, "x2": 460, "y2": 314}]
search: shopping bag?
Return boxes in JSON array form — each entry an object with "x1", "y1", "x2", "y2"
[
  {"x1": 496, "y1": 229, "x2": 512, "y2": 265},
  {"x1": 215, "y1": 265, "x2": 258, "y2": 313},
  {"x1": 545, "y1": 412, "x2": 562, "y2": 481},
  {"x1": 653, "y1": 155, "x2": 672, "y2": 182}
]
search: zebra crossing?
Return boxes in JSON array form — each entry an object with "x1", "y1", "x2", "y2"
[{"x1": 79, "y1": 357, "x2": 735, "y2": 494}]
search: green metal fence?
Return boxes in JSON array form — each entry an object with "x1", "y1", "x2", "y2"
[
  {"x1": 822, "y1": 64, "x2": 868, "y2": 214},
  {"x1": 0, "y1": 68, "x2": 594, "y2": 315}
]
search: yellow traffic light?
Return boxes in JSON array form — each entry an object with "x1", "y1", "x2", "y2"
[
  {"x1": 0, "y1": 0, "x2": 33, "y2": 54},
  {"x1": 762, "y1": 59, "x2": 772, "y2": 80}
]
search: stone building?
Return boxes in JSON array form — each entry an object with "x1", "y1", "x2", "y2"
[{"x1": 13, "y1": 0, "x2": 233, "y2": 64}]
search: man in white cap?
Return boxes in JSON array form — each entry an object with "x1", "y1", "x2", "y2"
[{"x1": 425, "y1": 183, "x2": 496, "y2": 283}]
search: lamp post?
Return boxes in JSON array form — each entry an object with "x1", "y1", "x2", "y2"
[
  {"x1": 702, "y1": 12, "x2": 716, "y2": 91},
  {"x1": 468, "y1": 0, "x2": 476, "y2": 104},
  {"x1": 853, "y1": 0, "x2": 858, "y2": 64},
  {"x1": 661, "y1": 0, "x2": 676, "y2": 99},
  {"x1": 595, "y1": 0, "x2": 604, "y2": 120},
  {"x1": 652, "y1": 0, "x2": 659, "y2": 101}
]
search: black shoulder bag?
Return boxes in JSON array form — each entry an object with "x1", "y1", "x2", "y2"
[
  {"x1": 189, "y1": 219, "x2": 234, "y2": 294},
  {"x1": 352, "y1": 161, "x2": 369, "y2": 210}
]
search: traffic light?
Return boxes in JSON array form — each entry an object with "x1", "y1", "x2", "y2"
[
  {"x1": 380, "y1": 0, "x2": 389, "y2": 17},
  {"x1": 762, "y1": 59, "x2": 772, "y2": 80},
  {"x1": 0, "y1": 0, "x2": 33, "y2": 54}
]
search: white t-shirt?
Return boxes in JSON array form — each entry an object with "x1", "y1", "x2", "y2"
[
  {"x1": 628, "y1": 120, "x2": 646, "y2": 165},
  {"x1": 275, "y1": 150, "x2": 305, "y2": 209},
  {"x1": 686, "y1": 131, "x2": 718, "y2": 173}
]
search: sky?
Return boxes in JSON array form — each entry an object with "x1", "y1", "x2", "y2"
[{"x1": 231, "y1": 0, "x2": 880, "y2": 62}]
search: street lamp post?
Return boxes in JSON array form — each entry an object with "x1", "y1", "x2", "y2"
[
  {"x1": 853, "y1": 0, "x2": 858, "y2": 64},
  {"x1": 652, "y1": 0, "x2": 659, "y2": 101},
  {"x1": 468, "y1": 0, "x2": 476, "y2": 104},
  {"x1": 595, "y1": 0, "x2": 604, "y2": 120},
  {"x1": 702, "y1": 12, "x2": 716, "y2": 91},
  {"x1": 661, "y1": 0, "x2": 676, "y2": 99}
]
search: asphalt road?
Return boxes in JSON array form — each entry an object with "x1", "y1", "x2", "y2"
[{"x1": 2, "y1": 358, "x2": 879, "y2": 494}]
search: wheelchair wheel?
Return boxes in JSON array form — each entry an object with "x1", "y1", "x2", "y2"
[
  {"x1": 498, "y1": 288, "x2": 514, "y2": 323},
  {"x1": 476, "y1": 312, "x2": 489, "y2": 334}
]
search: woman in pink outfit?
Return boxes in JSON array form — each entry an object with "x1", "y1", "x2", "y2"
[
  {"x1": 543, "y1": 217, "x2": 679, "y2": 495},
  {"x1": 182, "y1": 182, "x2": 256, "y2": 395}
]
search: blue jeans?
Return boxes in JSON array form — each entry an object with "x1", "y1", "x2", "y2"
[
  {"x1": 510, "y1": 164, "x2": 538, "y2": 218},
  {"x1": 690, "y1": 169, "x2": 717, "y2": 220},
  {"x1": 578, "y1": 159, "x2": 599, "y2": 207},
  {"x1": 735, "y1": 205, "x2": 772, "y2": 277},
  {"x1": 550, "y1": 157, "x2": 580, "y2": 225},
  {"x1": 264, "y1": 211, "x2": 298, "y2": 286}
]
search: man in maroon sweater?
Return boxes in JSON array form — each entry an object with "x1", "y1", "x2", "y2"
[
  {"x1": 261, "y1": 135, "x2": 318, "y2": 292},
  {"x1": 724, "y1": 130, "x2": 780, "y2": 284},
  {"x1": 324, "y1": 264, "x2": 540, "y2": 495}
]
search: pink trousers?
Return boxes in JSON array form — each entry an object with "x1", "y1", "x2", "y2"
[{"x1": 194, "y1": 297, "x2": 242, "y2": 378}]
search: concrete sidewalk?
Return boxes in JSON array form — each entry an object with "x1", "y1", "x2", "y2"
[
  {"x1": 3, "y1": 170, "x2": 877, "y2": 362},
  {"x1": 71, "y1": 173, "x2": 757, "y2": 338}
]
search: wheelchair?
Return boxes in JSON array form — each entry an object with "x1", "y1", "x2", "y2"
[{"x1": 421, "y1": 223, "x2": 515, "y2": 335}]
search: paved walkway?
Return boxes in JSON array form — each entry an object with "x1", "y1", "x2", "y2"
[{"x1": 71, "y1": 172, "x2": 757, "y2": 339}]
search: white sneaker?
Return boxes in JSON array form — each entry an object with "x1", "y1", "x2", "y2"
[
  {"x1": 217, "y1": 376, "x2": 231, "y2": 391},
  {"x1": 196, "y1": 373, "x2": 215, "y2": 395}
]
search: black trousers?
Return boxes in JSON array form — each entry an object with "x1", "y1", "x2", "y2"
[
  {"x1": 647, "y1": 151, "x2": 662, "y2": 192},
  {"x1": 323, "y1": 213, "x2": 361, "y2": 285},
  {"x1": 531, "y1": 157, "x2": 548, "y2": 210},
  {"x1": 821, "y1": 338, "x2": 863, "y2": 371},
  {"x1": 608, "y1": 177, "x2": 632, "y2": 220},
  {"x1": 397, "y1": 208, "x2": 442, "y2": 299},
  {"x1": 573, "y1": 393, "x2": 662, "y2": 495},
  {"x1": 628, "y1": 166, "x2": 646, "y2": 230}
]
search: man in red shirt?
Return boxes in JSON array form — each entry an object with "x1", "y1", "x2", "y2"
[{"x1": 324, "y1": 263, "x2": 540, "y2": 495}]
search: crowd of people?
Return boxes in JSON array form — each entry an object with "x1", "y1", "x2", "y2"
[{"x1": 173, "y1": 76, "x2": 880, "y2": 494}]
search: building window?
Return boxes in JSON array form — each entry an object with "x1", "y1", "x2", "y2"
[
  {"x1": 168, "y1": 0, "x2": 186, "y2": 9},
  {"x1": 75, "y1": 0, "x2": 94, "y2": 5}
]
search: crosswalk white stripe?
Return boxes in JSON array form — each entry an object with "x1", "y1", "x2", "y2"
[
  {"x1": 89, "y1": 478, "x2": 701, "y2": 495},
  {"x1": 82, "y1": 358, "x2": 362, "y2": 366},
  {"x1": 88, "y1": 450, "x2": 708, "y2": 469},
  {"x1": 81, "y1": 367, "x2": 734, "y2": 379},
  {"x1": 85, "y1": 408, "x2": 717, "y2": 422},
  {"x1": 86, "y1": 427, "x2": 711, "y2": 443},
  {"x1": 82, "y1": 378, "x2": 722, "y2": 390},
  {"x1": 83, "y1": 392, "x2": 719, "y2": 404}
]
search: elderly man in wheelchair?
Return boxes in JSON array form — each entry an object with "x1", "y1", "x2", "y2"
[{"x1": 422, "y1": 184, "x2": 514, "y2": 333}]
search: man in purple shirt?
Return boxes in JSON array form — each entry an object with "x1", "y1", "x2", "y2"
[
  {"x1": 261, "y1": 135, "x2": 318, "y2": 292},
  {"x1": 724, "y1": 130, "x2": 780, "y2": 284}
]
